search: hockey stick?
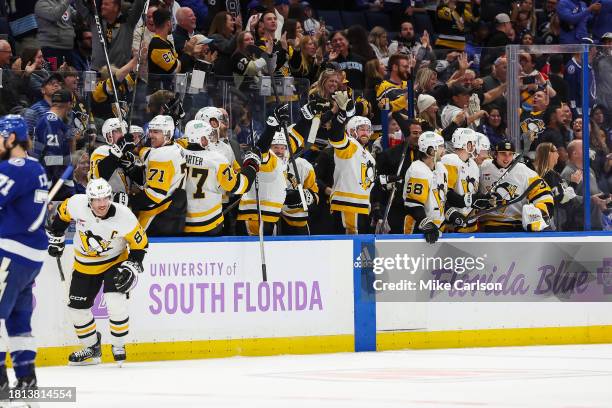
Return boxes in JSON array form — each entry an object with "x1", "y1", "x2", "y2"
[
  {"x1": 56, "y1": 257, "x2": 66, "y2": 282},
  {"x1": 29, "y1": 166, "x2": 74, "y2": 233},
  {"x1": 91, "y1": 0, "x2": 124, "y2": 124},
  {"x1": 465, "y1": 178, "x2": 542, "y2": 224},
  {"x1": 251, "y1": 120, "x2": 267, "y2": 282},
  {"x1": 127, "y1": 0, "x2": 150, "y2": 128},
  {"x1": 376, "y1": 141, "x2": 411, "y2": 234},
  {"x1": 263, "y1": 52, "x2": 308, "y2": 212},
  {"x1": 465, "y1": 153, "x2": 524, "y2": 219}
]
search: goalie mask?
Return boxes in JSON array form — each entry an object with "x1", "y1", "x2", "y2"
[
  {"x1": 185, "y1": 120, "x2": 215, "y2": 149},
  {"x1": 101, "y1": 118, "x2": 127, "y2": 144},
  {"x1": 451, "y1": 127, "x2": 476, "y2": 153},
  {"x1": 148, "y1": 115, "x2": 175, "y2": 147}
]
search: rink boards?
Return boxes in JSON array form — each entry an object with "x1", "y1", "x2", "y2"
[{"x1": 29, "y1": 233, "x2": 612, "y2": 366}]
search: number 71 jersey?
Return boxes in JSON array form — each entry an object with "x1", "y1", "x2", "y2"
[{"x1": 0, "y1": 157, "x2": 51, "y2": 268}]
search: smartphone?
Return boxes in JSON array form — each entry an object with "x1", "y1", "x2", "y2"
[{"x1": 522, "y1": 76, "x2": 536, "y2": 85}]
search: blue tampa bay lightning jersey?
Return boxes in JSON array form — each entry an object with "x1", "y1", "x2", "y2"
[{"x1": 0, "y1": 157, "x2": 51, "y2": 267}]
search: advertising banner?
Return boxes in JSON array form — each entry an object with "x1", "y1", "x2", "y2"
[{"x1": 32, "y1": 239, "x2": 355, "y2": 347}]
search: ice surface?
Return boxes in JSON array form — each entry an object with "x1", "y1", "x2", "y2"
[{"x1": 31, "y1": 344, "x2": 612, "y2": 407}]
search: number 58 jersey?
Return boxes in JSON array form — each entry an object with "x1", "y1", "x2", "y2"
[
  {"x1": 403, "y1": 160, "x2": 449, "y2": 230},
  {"x1": 55, "y1": 195, "x2": 148, "y2": 275}
]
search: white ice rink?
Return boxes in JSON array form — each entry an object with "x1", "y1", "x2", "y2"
[{"x1": 28, "y1": 344, "x2": 612, "y2": 408}]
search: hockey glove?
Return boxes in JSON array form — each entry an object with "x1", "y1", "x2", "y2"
[
  {"x1": 471, "y1": 192, "x2": 495, "y2": 210},
  {"x1": 110, "y1": 133, "x2": 135, "y2": 158},
  {"x1": 113, "y1": 260, "x2": 143, "y2": 293},
  {"x1": 418, "y1": 217, "x2": 440, "y2": 244},
  {"x1": 47, "y1": 234, "x2": 65, "y2": 258},
  {"x1": 285, "y1": 189, "x2": 314, "y2": 209},
  {"x1": 267, "y1": 103, "x2": 290, "y2": 128},
  {"x1": 243, "y1": 148, "x2": 262, "y2": 173},
  {"x1": 378, "y1": 174, "x2": 402, "y2": 188},
  {"x1": 332, "y1": 91, "x2": 356, "y2": 118},
  {"x1": 370, "y1": 205, "x2": 383, "y2": 228},
  {"x1": 445, "y1": 208, "x2": 467, "y2": 227},
  {"x1": 119, "y1": 151, "x2": 137, "y2": 172},
  {"x1": 301, "y1": 97, "x2": 332, "y2": 120}
]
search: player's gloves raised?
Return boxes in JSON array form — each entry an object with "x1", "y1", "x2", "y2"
[
  {"x1": 267, "y1": 103, "x2": 290, "y2": 128},
  {"x1": 301, "y1": 96, "x2": 332, "y2": 120},
  {"x1": 113, "y1": 260, "x2": 143, "y2": 293},
  {"x1": 243, "y1": 148, "x2": 262, "y2": 173},
  {"x1": 110, "y1": 133, "x2": 135, "y2": 158},
  {"x1": 47, "y1": 233, "x2": 65, "y2": 258}
]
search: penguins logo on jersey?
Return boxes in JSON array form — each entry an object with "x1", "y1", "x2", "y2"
[
  {"x1": 79, "y1": 230, "x2": 113, "y2": 256},
  {"x1": 492, "y1": 182, "x2": 518, "y2": 202},
  {"x1": 360, "y1": 161, "x2": 375, "y2": 190},
  {"x1": 520, "y1": 118, "x2": 545, "y2": 140},
  {"x1": 463, "y1": 175, "x2": 477, "y2": 194},
  {"x1": 286, "y1": 172, "x2": 298, "y2": 189}
]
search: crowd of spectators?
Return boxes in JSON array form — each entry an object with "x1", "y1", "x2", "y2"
[{"x1": 1, "y1": 0, "x2": 611, "y2": 233}]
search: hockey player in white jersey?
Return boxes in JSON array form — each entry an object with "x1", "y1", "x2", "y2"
[
  {"x1": 89, "y1": 118, "x2": 134, "y2": 196},
  {"x1": 237, "y1": 104, "x2": 305, "y2": 236},
  {"x1": 272, "y1": 132, "x2": 319, "y2": 235},
  {"x1": 182, "y1": 120, "x2": 259, "y2": 235},
  {"x1": 403, "y1": 132, "x2": 449, "y2": 243},
  {"x1": 473, "y1": 131, "x2": 491, "y2": 166},
  {"x1": 441, "y1": 128, "x2": 490, "y2": 232},
  {"x1": 47, "y1": 178, "x2": 148, "y2": 366},
  {"x1": 194, "y1": 107, "x2": 239, "y2": 170},
  {"x1": 327, "y1": 93, "x2": 376, "y2": 235},
  {"x1": 128, "y1": 115, "x2": 187, "y2": 236},
  {"x1": 478, "y1": 141, "x2": 554, "y2": 232}
]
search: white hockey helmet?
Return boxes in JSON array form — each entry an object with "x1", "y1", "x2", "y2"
[
  {"x1": 185, "y1": 120, "x2": 215, "y2": 148},
  {"x1": 271, "y1": 129, "x2": 288, "y2": 147},
  {"x1": 129, "y1": 125, "x2": 144, "y2": 136},
  {"x1": 148, "y1": 115, "x2": 175, "y2": 141},
  {"x1": 418, "y1": 131, "x2": 444, "y2": 154},
  {"x1": 86, "y1": 178, "x2": 113, "y2": 201},
  {"x1": 475, "y1": 132, "x2": 490, "y2": 154},
  {"x1": 451, "y1": 127, "x2": 476, "y2": 151},
  {"x1": 195, "y1": 106, "x2": 223, "y2": 126},
  {"x1": 345, "y1": 116, "x2": 372, "y2": 139},
  {"x1": 101, "y1": 118, "x2": 127, "y2": 144}
]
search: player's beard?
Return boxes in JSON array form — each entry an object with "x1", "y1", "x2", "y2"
[{"x1": 0, "y1": 141, "x2": 10, "y2": 161}]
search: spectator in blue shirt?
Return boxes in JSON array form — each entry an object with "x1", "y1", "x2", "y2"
[
  {"x1": 557, "y1": 0, "x2": 601, "y2": 44},
  {"x1": 22, "y1": 73, "x2": 63, "y2": 136}
]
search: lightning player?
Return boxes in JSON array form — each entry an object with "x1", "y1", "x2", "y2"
[
  {"x1": 403, "y1": 132, "x2": 449, "y2": 243},
  {"x1": 479, "y1": 141, "x2": 554, "y2": 232},
  {"x1": 0, "y1": 115, "x2": 50, "y2": 389},
  {"x1": 182, "y1": 120, "x2": 259, "y2": 235},
  {"x1": 47, "y1": 178, "x2": 148, "y2": 365}
]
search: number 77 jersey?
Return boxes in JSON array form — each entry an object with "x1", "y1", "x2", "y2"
[
  {"x1": 183, "y1": 147, "x2": 253, "y2": 234},
  {"x1": 0, "y1": 157, "x2": 51, "y2": 268}
]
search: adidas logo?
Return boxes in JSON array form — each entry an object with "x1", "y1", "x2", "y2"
[{"x1": 354, "y1": 247, "x2": 375, "y2": 268}]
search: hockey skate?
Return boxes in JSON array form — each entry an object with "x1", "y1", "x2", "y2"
[
  {"x1": 11, "y1": 373, "x2": 39, "y2": 408},
  {"x1": 68, "y1": 332, "x2": 102, "y2": 366},
  {"x1": 112, "y1": 345, "x2": 126, "y2": 367}
]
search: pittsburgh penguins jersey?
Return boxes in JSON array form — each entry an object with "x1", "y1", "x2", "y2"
[
  {"x1": 238, "y1": 125, "x2": 305, "y2": 223},
  {"x1": 281, "y1": 157, "x2": 319, "y2": 227},
  {"x1": 88, "y1": 144, "x2": 130, "y2": 193},
  {"x1": 403, "y1": 160, "x2": 449, "y2": 232},
  {"x1": 375, "y1": 79, "x2": 408, "y2": 113},
  {"x1": 208, "y1": 140, "x2": 240, "y2": 203},
  {"x1": 330, "y1": 135, "x2": 376, "y2": 215},
  {"x1": 54, "y1": 195, "x2": 148, "y2": 275},
  {"x1": 137, "y1": 143, "x2": 186, "y2": 229},
  {"x1": 238, "y1": 151, "x2": 286, "y2": 223},
  {"x1": 183, "y1": 147, "x2": 252, "y2": 233},
  {"x1": 479, "y1": 159, "x2": 554, "y2": 229},
  {"x1": 441, "y1": 153, "x2": 479, "y2": 231}
]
